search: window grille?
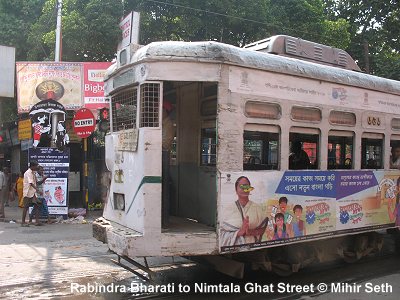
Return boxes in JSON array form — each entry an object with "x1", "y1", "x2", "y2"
[
  {"x1": 140, "y1": 83, "x2": 160, "y2": 127},
  {"x1": 328, "y1": 132, "x2": 354, "y2": 169},
  {"x1": 361, "y1": 134, "x2": 384, "y2": 169},
  {"x1": 201, "y1": 128, "x2": 217, "y2": 166},
  {"x1": 243, "y1": 130, "x2": 279, "y2": 170},
  {"x1": 111, "y1": 89, "x2": 137, "y2": 131}
]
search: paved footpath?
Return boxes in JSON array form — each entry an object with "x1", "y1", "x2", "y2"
[{"x1": 0, "y1": 202, "x2": 131, "y2": 299}]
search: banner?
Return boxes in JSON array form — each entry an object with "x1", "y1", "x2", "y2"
[
  {"x1": 18, "y1": 119, "x2": 32, "y2": 140},
  {"x1": 83, "y1": 62, "x2": 112, "y2": 109},
  {"x1": 119, "y1": 11, "x2": 140, "y2": 49},
  {"x1": 219, "y1": 170, "x2": 400, "y2": 253},
  {"x1": 16, "y1": 62, "x2": 83, "y2": 113},
  {"x1": 29, "y1": 147, "x2": 70, "y2": 217}
]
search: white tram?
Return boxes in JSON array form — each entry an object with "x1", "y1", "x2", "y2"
[{"x1": 94, "y1": 36, "x2": 400, "y2": 277}]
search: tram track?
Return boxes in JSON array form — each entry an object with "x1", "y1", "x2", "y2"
[
  {"x1": 115, "y1": 235, "x2": 400, "y2": 299},
  {"x1": 123, "y1": 252, "x2": 400, "y2": 299}
]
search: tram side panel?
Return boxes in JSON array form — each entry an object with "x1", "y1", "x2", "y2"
[{"x1": 103, "y1": 128, "x2": 163, "y2": 257}]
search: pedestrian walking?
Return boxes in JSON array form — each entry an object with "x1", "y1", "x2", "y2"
[
  {"x1": 15, "y1": 172, "x2": 24, "y2": 208},
  {"x1": 0, "y1": 166, "x2": 7, "y2": 219},
  {"x1": 21, "y1": 161, "x2": 42, "y2": 227},
  {"x1": 3, "y1": 167, "x2": 11, "y2": 207},
  {"x1": 29, "y1": 166, "x2": 52, "y2": 224}
]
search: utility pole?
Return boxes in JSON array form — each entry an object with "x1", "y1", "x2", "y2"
[
  {"x1": 363, "y1": 39, "x2": 370, "y2": 74},
  {"x1": 55, "y1": 0, "x2": 62, "y2": 62}
]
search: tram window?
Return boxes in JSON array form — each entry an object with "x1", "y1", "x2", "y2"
[
  {"x1": 243, "y1": 131, "x2": 279, "y2": 170},
  {"x1": 361, "y1": 134, "x2": 383, "y2": 169},
  {"x1": 289, "y1": 131, "x2": 319, "y2": 169},
  {"x1": 201, "y1": 128, "x2": 216, "y2": 166},
  {"x1": 291, "y1": 106, "x2": 321, "y2": 123},
  {"x1": 392, "y1": 118, "x2": 400, "y2": 130},
  {"x1": 390, "y1": 137, "x2": 400, "y2": 169},
  {"x1": 328, "y1": 131, "x2": 354, "y2": 169},
  {"x1": 245, "y1": 102, "x2": 281, "y2": 119},
  {"x1": 329, "y1": 110, "x2": 356, "y2": 126},
  {"x1": 111, "y1": 88, "x2": 137, "y2": 131},
  {"x1": 140, "y1": 83, "x2": 160, "y2": 127}
]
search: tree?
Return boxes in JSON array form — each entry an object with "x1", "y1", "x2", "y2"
[
  {"x1": 0, "y1": 0, "x2": 46, "y2": 60},
  {"x1": 125, "y1": 0, "x2": 350, "y2": 48},
  {"x1": 26, "y1": 0, "x2": 123, "y2": 61},
  {"x1": 324, "y1": 0, "x2": 400, "y2": 77}
]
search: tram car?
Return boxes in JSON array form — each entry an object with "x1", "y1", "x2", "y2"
[{"x1": 93, "y1": 35, "x2": 400, "y2": 278}]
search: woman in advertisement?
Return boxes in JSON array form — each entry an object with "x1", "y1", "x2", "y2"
[
  {"x1": 220, "y1": 176, "x2": 268, "y2": 247},
  {"x1": 273, "y1": 213, "x2": 289, "y2": 240}
]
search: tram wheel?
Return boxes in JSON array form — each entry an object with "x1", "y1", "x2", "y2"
[
  {"x1": 271, "y1": 263, "x2": 293, "y2": 277},
  {"x1": 339, "y1": 233, "x2": 383, "y2": 263}
]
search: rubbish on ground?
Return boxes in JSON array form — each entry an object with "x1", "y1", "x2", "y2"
[
  {"x1": 68, "y1": 208, "x2": 87, "y2": 217},
  {"x1": 61, "y1": 215, "x2": 88, "y2": 224}
]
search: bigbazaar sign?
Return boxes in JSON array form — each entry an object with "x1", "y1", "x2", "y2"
[
  {"x1": 16, "y1": 62, "x2": 112, "y2": 112},
  {"x1": 83, "y1": 62, "x2": 112, "y2": 109}
]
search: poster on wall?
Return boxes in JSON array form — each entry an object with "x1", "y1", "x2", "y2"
[
  {"x1": 28, "y1": 147, "x2": 70, "y2": 217},
  {"x1": 83, "y1": 62, "x2": 112, "y2": 109},
  {"x1": 16, "y1": 62, "x2": 83, "y2": 113},
  {"x1": 219, "y1": 170, "x2": 400, "y2": 253}
]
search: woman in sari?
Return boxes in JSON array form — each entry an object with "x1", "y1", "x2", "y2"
[{"x1": 15, "y1": 172, "x2": 24, "y2": 208}]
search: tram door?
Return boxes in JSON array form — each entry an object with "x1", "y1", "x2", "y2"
[{"x1": 167, "y1": 82, "x2": 217, "y2": 228}]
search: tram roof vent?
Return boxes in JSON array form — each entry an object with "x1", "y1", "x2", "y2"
[{"x1": 243, "y1": 35, "x2": 361, "y2": 72}]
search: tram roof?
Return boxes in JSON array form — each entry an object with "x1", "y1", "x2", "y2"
[{"x1": 109, "y1": 41, "x2": 400, "y2": 96}]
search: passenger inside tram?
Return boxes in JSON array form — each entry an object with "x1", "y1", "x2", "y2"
[
  {"x1": 390, "y1": 145, "x2": 400, "y2": 169},
  {"x1": 289, "y1": 141, "x2": 310, "y2": 170}
]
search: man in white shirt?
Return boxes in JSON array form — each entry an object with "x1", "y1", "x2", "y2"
[
  {"x1": 21, "y1": 161, "x2": 41, "y2": 226},
  {"x1": 0, "y1": 166, "x2": 6, "y2": 219}
]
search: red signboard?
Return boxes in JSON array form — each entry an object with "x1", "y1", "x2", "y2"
[
  {"x1": 83, "y1": 62, "x2": 112, "y2": 109},
  {"x1": 72, "y1": 108, "x2": 96, "y2": 138}
]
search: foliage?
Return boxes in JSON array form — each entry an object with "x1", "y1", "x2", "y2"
[
  {"x1": 0, "y1": 0, "x2": 400, "y2": 79},
  {"x1": 0, "y1": 0, "x2": 46, "y2": 60},
  {"x1": 26, "y1": 0, "x2": 123, "y2": 61},
  {"x1": 125, "y1": 0, "x2": 350, "y2": 48},
  {"x1": 0, "y1": 98, "x2": 17, "y2": 124},
  {"x1": 324, "y1": 0, "x2": 400, "y2": 77}
]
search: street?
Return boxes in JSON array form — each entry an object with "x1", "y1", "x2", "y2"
[
  {"x1": 0, "y1": 201, "x2": 130, "y2": 299},
  {"x1": 1, "y1": 201, "x2": 400, "y2": 299}
]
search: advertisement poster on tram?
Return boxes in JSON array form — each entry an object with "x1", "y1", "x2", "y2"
[
  {"x1": 219, "y1": 170, "x2": 400, "y2": 253},
  {"x1": 28, "y1": 147, "x2": 70, "y2": 217}
]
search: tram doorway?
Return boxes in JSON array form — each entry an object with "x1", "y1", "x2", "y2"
[{"x1": 162, "y1": 81, "x2": 217, "y2": 230}]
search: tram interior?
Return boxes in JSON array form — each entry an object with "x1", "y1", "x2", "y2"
[{"x1": 162, "y1": 81, "x2": 217, "y2": 232}]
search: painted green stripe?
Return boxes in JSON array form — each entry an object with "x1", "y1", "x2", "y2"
[{"x1": 126, "y1": 176, "x2": 162, "y2": 214}]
